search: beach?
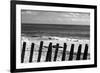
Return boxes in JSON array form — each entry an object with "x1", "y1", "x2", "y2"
[{"x1": 21, "y1": 24, "x2": 90, "y2": 63}]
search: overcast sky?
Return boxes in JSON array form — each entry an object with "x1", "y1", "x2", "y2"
[{"x1": 21, "y1": 10, "x2": 90, "y2": 25}]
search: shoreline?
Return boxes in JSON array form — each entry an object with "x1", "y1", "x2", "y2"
[{"x1": 21, "y1": 35, "x2": 90, "y2": 43}]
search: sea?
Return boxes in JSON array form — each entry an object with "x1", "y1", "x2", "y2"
[{"x1": 21, "y1": 23, "x2": 90, "y2": 40}]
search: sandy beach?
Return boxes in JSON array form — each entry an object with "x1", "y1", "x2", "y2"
[{"x1": 21, "y1": 35, "x2": 90, "y2": 63}]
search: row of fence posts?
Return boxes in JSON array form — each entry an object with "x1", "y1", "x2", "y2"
[{"x1": 21, "y1": 41, "x2": 89, "y2": 63}]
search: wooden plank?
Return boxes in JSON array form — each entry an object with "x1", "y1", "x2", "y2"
[
  {"x1": 45, "y1": 43, "x2": 52, "y2": 62},
  {"x1": 21, "y1": 42, "x2": 26, "y2": 63},
  {"x1": 37, "y1": 41, "x2": 43, "y2": 62},
  {"x1": 53, "y1": 44, "x2": 59, "y2": 61},
  {"x1": 76, "y1": 44, "x2": 82, "y2": 60},
  {"x1": 83, "y1": 44, "x2": 88, "y2": 60},
  {"x1": 29, "y1": 43, "x2": 34, "y2": 63},
  {"x1": 62, "y1": 43, "x2": 67, "y2": 61},
  {"x1": 69, "y1": 44, "x2": 74, "y2": 60}
]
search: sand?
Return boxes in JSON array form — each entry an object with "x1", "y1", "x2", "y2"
[{"x1": 21, "y1": 36, "x2": 90, "y2": 63}]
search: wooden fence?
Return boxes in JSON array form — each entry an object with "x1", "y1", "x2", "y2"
[{"x1": 21, "y1": 41, "x2": 89, "y2": 63}]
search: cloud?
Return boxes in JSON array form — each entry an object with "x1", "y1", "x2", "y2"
[{"x1": 21, "y1": 10, "x2": 90, "y2": 25}]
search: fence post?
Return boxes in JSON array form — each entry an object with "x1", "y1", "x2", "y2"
[
  {"x1": 62, "y1": 43, "x2": 67, "y2": 61},
  {"x1": 53, "y1": 43, "x2": 59, "y2": 61},
  {"x1": 76, "y1": 44, "x2": 82, "y2": 60},
  {"x1": 83, "y1": 44, "x2": 88, "y2": 60},
  {"x1": 21, "y1": 42, "x2": 26, "y2": 63},
  {"x1": 37, "y1": 41, "x2": 43, "y2": 62},
  {"x1": 45, "y1": 42, "x2": 52, "y2": 62},
  {"x1": 29, "y1": 43, "x2": 34, "y2": 63},
  {"x1": 69, "y1": 44, "x2": 74, "y2": 60}
]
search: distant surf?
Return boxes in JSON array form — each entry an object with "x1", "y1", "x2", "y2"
[{"x1": 21, "y1": 23, "x2": 90, "y2": 40}]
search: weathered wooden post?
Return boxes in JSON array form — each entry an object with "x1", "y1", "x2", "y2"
[
  {"x1": 29, "y1": 43, "x2": 34, "y2": 63},
  {"x1": 83, "y1": 44, "x2": 88, "y2": 60},
  {"x1": 21, "y1": 42, "x2": 26, "y2": 63},
  {"x1": 37, "y1": 41, "x2": 43, "y2": 62},
  {"x1": 69, "y1": 44, "x2": 74, "y2": 60},
  {"x1": 45, "y1": 42, "x2": 52, "y2": 62},
  {"x1": 53, "y1": 43, "x2": 59, "y2": 61},
  {"x1": 62, "y1": 43, "x2": 67, "y2": 61},
  {"x1": 76, "y1": 44, "x2": 82, "y2": 60}
]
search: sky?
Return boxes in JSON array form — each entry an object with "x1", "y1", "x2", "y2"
[{"x1": 21, "y1": 10, "x2": 90, "y2": 25}]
